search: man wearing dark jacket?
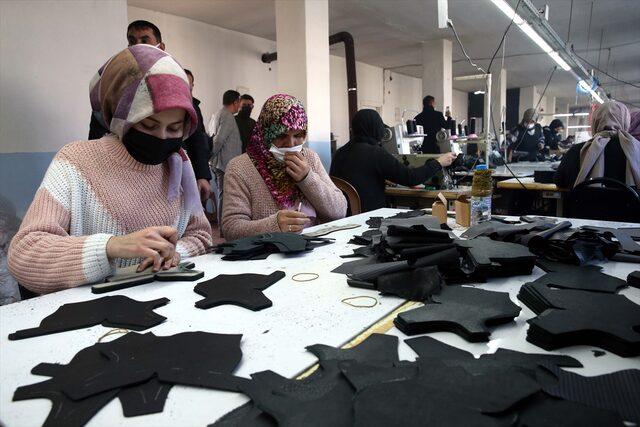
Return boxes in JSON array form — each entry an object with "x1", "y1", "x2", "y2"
[
  {"x1": 414, "y1": 95, "x2": 450, "y2": 154},
  {"x1": 235, "y1": 94, "x2": 256, "y2": 153},
  {"x1": 331, "y1": 109, "x2": 456, "y2": 212},
  {"x1": 88, "y1": 21, "x2": 212, "y2": 200}
]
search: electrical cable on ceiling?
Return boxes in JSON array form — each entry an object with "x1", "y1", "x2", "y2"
[
  {"x1": 572, "y1": 49, "x2": 640, "y2": 89},
  {"x1": 567, "y1": 0, "x2": 573, "y2": 42},
  {"x1": 487, "y1": 0, "x2": 523, "y2": 73},
  {"x1": 447, "y1": 19, "x2": 486, "y2": 74}
]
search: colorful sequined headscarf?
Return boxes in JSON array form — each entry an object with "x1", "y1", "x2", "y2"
[
  {"x1": 246, "y1": 94, "x2": 308, "y2": 209},
  {"x1": 89, "y1": 45, "x2": 201, "y2": 213}
]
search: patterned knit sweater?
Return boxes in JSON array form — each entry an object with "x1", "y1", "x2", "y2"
[
  {"x1": 8, "y1": 135, "x2": 212, "y2": 294},
  {"x1": 222, "y1": 148, "x2": 347, "y2": 240}
]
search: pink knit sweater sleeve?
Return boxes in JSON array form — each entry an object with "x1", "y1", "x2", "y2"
[
  {"x1": 8, "y1": 156, "x2": 113, "y2": 294},
  {"x1": 297, "y1": 150, "x2": 348, "y2": 222},
  {"x1": 221, "y1": 160, "x2": 280, "y2": 241},
  {"x1": 176, "y1": 211, "x2": 213, "y2": 257}
]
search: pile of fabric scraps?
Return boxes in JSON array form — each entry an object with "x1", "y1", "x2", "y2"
[
  {"x1": 212, "y1": 333, "x2": 637, "y2": 426},
  {"x1": 14, "y1": 332, "x2": 246, "y2": 427},
  {"x1": 213, "y1": 232, "x2": 333, "y2": 260}
]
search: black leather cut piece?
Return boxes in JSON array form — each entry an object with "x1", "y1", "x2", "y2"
[
  {"x1": 306, "y1": 333, "x2": 399, "y2": 365},
  {"x1": 339, "y1": 360, "x2": 418, "y2": 391},
  {"x1": 348, "y1": 229, "x2": 383, "y2": 246},
  {"x1": 456, "y1": 237, "x2": 537, "y2": 278},
  {"x1": 542, "y1": 364, "x2": 640, "y2": 423},
  {"x1": 238, "y1": 362, "x2": 355, "y2": 427},
  {"x1": 117, "y1": 378, "x2": 172, "y2": 417},
  {"x1": 514, "y1": 393, "x2": 625, "y2": 427},
  {"x1": 331, "y1": 256, "x2": 379, "y2": 275},
  {"x1": 379, "y1": 216, "x2": 443, "y2": 234},
  {"x1": 395, "y1": 286, "x2": 521, "y2": 341},
  {"x1": 365, "y1": 216, "x2": 383, "y2": 229},
  {"x1": 374, "y1": 266, "x2": 444, "y2": 302},
  {"x1": 194, "y1": 271, "x2": 286, "y2": 311},
  {"x1": 581, "y1": 226, "x2": 640, "y2": 255},
  {"x1": 388, "y1": 209, "x2": 427, "y2": 219},
  {"x1": 92, "y1": 261, "x2": 204, "y2": 294},
  {"x1": 526, "y1": 263, "x2": 627, "y2": 294},
  {"x1": 59, "y1": 331, "x2": 243, "y2": 401},
  {"x1": 211, "y1": 402, "x2": 276, "y2": 427},
  {"x1": 405, "y1": 336, "x2": 581, "y2": 386},
  {"x1": 518, "y1": 282, "x2": 640, "y2": 357},
  {"x1": 627, "y1": 271, "x2": 640, "y2": 288},
  {"x1": 8, "y1": 296, "x2": 169, "y2": 340},
  {"x1": 215, "y1": 233, "x2": 333, "y2": 260},
  {"x1": 461, "y1": 219, "x2": 558, "y2": 240}
]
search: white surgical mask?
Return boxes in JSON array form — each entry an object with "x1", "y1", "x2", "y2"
[
  {"x1": 527, "y1": 123, "x2": 535, "y2": 130},
  {"x1": 269, "y1": 144, "x2": 303, "y2": 162}
]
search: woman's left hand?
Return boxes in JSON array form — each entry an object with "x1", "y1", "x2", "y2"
[{"x1": 285, "y1": 152, "x2": 310, "y2": 182}]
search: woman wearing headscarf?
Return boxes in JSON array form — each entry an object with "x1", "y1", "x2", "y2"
[
  {"x1": 8, "y1": 45, "x2": 212, "y2": 294},
  {"x1": 331, "y1": 109, "x2": 456, "y2": 212},
  {"x1": 630, "y1": 110, "x2": 640, "y2": 141},
  {"x1": 222, "y1": 94, "x2": 346, "y2": 240},
  {"x1": 543, "y1": 118, "x2": 565, "y2": 152},
  {"x1": 554, "y1": 101, "x2": 640, "y2": 189},
  {"x1": 506, "y1": 108, "x2": 545, "y2": 162}
]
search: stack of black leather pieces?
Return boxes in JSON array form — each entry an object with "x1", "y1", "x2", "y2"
[
  {"x1": 518, "y1": 261, "x2": 640, "y2": 357},
  {"x1": 213, "y1": 232, "x2": 333, "y2": 260},
  {"x1": 581, "y1": 226, "x2": 640, "y2": 262},
  {"x1": 461, "y1": 218, "x2": 622, "y2": 265},
  {"x1": 212, "y1": 334, "x2": 636, "y2": 426},
  {"x1": 14, "y1": 331, "x2": 246, "y2": 427}
]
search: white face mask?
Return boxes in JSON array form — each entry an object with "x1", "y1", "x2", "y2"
[
  {"x1": 527, "y1": 123, "x2": 535, "y2": 129},
  {"x1": 269, "y1": 144, "x2": 303, "y2": 162}
]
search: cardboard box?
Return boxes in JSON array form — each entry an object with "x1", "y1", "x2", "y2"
[
  {"x1": 455, "y1": 195, "x2": 471, "y2": 227},
  {"x1": 431, "y1": 193, "x2": 448, "y2": 224}
]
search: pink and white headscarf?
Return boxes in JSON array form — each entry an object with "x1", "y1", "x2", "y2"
[{"x1": 89, "y1": 45, "x2": 201, "y2": 212}]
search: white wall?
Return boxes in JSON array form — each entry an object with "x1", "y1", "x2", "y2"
[
  {"x1": 128, "y1": 6, "x2": 278, "y2": 126},
  {"x1": 0, "y1": 0, "x2": 127, "y2": 153},
  {"x1": 452, "y1": 89, "x2": 468, "y2": 127}
]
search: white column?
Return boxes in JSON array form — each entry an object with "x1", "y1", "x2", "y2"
[
  {"x1": 518, "y1": 85, "x2": 539, "y2": 121},
  {"x1": 422, "y1": 39, "x2": 453, "y2": 112},
  {"x1": 275, "y1": 0, "x2": 331, "y2": 168},
  {"x1": 490, "y1": 68, "x2": 507, "y2": 139}
]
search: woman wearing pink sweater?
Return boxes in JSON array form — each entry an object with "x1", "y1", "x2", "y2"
[
  {"x1": 222, "y1": 94, "x2": 347, "y2": 240},
  {"x1": 8, "y1": 45, "x2": 212, "y2": 294}
]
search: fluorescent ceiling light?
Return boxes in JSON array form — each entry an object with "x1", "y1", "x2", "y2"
[
  {"x1": 474, "y1": 90, "x2": 486, "y2": 95},
  {"x1": 578, "y1": 79, "x2": 604, "y2": 104},
  {"x1": 567, "y1": 125, "x2": 590, "y2": 129},
  {"x1": 553, "y1": 112, "x2": 589, "y2": 117},
  {"x1": 489, "y1": 0, "x2": 571, "y2": 71}
]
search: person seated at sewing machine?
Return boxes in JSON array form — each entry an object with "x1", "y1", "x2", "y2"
[
  {"x1": 8, "y1": 45, "x2": 213, "y2": 295},
  {"x1": 543, "y1": 119, "x2": 565, "y2": 154},
  {"x1": 330, "y1": 109, "x2": 457, "y2": 213},
  {"x1": 554, "y1": 101, "x2": 640, "y2": 189},
  {"x1": 222, "y1": 94, "x2": 347, "y2": 240},
  {"x1": 506, "y1": 108, "x2": 545, "y2": 162}
]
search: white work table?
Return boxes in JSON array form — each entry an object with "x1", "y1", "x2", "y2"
[{"x1": 1, "y1": 209, "x2": 639, "y2": 426}]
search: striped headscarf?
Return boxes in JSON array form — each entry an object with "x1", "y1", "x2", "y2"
[
  {"x1": 246, "y1": 94, "x2": 308, "y2": 208},
  {"x1": 89, "y1": 45, "x2": 201, "y2": 212}
]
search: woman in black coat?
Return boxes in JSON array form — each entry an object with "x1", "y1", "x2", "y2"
[{"x1": 330, "y1": 109, "x2": 456, "y2": 212}]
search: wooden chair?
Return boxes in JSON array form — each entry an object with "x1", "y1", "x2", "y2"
[{"x1": 331, "y1": 176, "x2": 362, "y2": 216}]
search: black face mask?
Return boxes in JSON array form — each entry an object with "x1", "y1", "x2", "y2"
[
  {"x1": 238, "y1": 105, "x2": 253, "y2": 118},
  {"x1": 122, "y1": 127, "x2": 182, "y2": 165}
]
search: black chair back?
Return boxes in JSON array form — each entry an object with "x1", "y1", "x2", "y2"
[{"x1": 566, "y1": 177, "x2": 640, "y2": 222}]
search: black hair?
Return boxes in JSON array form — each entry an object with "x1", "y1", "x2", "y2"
[
  {"x1": 240, "y1": 94, "x2": 255, "y2": 103},
  {"x1": 127, "y1": 20, "x2": 162, "y2": 43},
  {"x1": 423, "y1": 95, "x2": 435, "y2": 108},
  {"x1": 184, "y1": 69, "x2": 194, "y2": 80},
  {"x1": 549, "y1": 118, "x2": 564, "y2": 131},
  {"x1": 223, "y1": 90, "x2": 241, "y2": 106}
]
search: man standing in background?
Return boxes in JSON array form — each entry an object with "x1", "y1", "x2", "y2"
[
  {"x1": 235, "y1": 94, "x2": 256, "y2": 153},
  {"x1": 414, "y1": 95, "x2": 451, "y2": 154},
  {"x1": 211, "y1": 90, "x2": 242, "y2": 232},
  {"x1": 88, "y1": 20, "x2": 212, "y2": 200},
  {"x1": 184, "y1": 69, "x2": 212, "y2": 201}
]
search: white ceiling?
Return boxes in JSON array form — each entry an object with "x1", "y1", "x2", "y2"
[{"x1": 129, "y1": 0, "x2": 640, "y2": 106}]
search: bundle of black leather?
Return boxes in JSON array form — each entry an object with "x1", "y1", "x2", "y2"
[
  {"x1": 213, "y1": 232, "x2": 333, "y2": 260},
  {"x1": 14, "y1": 332, "x2": 246, "y2": 427},
  {"x1": 212, "y1": 334, "x2": 635, "y2": 426},
  {"x1": 518, "y1": 280, "x2": 640, "y2": 357}
]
